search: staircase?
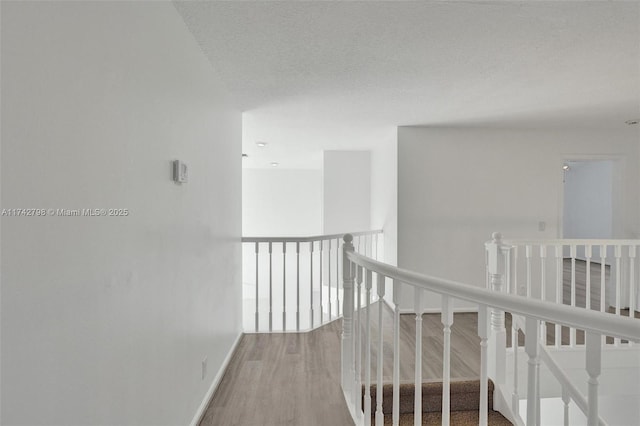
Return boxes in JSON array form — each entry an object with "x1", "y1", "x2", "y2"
[{"x1": 364, "y1": 379, "x2": 512, "y2": 425}]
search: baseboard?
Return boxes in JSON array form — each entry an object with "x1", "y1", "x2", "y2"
[
  {"x1": 190, "y1": 332, "x2": 243, "y2": 426},
  {"x1": 398, "y1": 306, "x2": 479, "y2": 314}
]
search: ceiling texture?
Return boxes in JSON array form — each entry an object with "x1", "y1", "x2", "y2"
[{"x1": 175, "y1": 1, "x2": 640, "y2": 169}]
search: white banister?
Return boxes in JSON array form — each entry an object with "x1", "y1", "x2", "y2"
[
  {"x1": 585, "y1": 245, "x2": 592, "y2": 311},
  {"x1": 255, "y1": 242, "x2": 259, "y2": 332},
  {"x1": 478, "y1": 304, "x2": 489, "y2": 426},
  {"x1": 525, "y1": 317, "x2": 540, "y2": 426},
  {"x1": 341, "y1": 235, "x2": 355, "y2": 398},
  {"x1": 585, "y1": 332, "x2": 601, "y2": 426},
  {"x1": 562, "y1": 388, "x2": 570, "y2": 426},
  {"x1": 364, "y1": 269, "x2": 373, "y2": 426},
  {"x1": 441, "y1": 295, "x2": 453, "y2": 425},
  {"x1": 328, "y1": 239, "x2": 332, "y2": 321},
  {"x1": 555, "y1": 245, "x2": 562, "y2": 348},
  {"x1": 269, "y1": 241, "x2": 273, "y2": 332},
  {"x1": 512, "y1": 315, "x2": 520, "y2": 416},
  {"x1": 570, "y1": 244, "x2": 577, "y2": 347},
  {"x1": 282, "y1": 243, "x2": 287, "y2": 331},
  {"x1": 614, "y1": 245, "x2": 622, "y2": 346},
  {"x1": 392, "y1": 280, "x2": 401, "y2": 426},
  {"x1": 355, "y1": 265, "x2": 363, "y2": 415},
  {"x1": 310, "y1": 241, "x2": 314, "y2": 328},
  {"x1": 336, "y1": 237, "x2": 340, "y2": 319},
  {"x1": 486, "y1": 232, "x2": 507, "y2": 386},
  {"x1": 375, "y1": 273, "x2": 385, "y2": 426},
  {"x1": 414, "y1": 287, "x2": 423, "y2": 426},
  {"x1": 296, "y1": 242, "x2": 300, "y2": 331},
  {"x1": 320, "y1": 240, "x2": 324, "y2": 324}
]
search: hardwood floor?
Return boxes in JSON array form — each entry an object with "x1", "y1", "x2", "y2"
[
  {"x1": 200, "y1": 306, "x2": 482, "y2": 426},
  {"x1": 200, "y1": 259, "x2": 638, "y2": 425},
  {"x1": 199, "y1": 321, "x2": 353, "y2": 426}
]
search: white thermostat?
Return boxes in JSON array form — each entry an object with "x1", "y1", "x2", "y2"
[{"x1": 173, "y1": 160, "x2": 188, "y2": 184}]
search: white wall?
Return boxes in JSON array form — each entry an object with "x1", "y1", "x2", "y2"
[
  {"x1": 397, "y1": 126, "x2": 639, "y2": 311},
  {"x1": 243, "y1": 169, "x2": 322, "y2": 236},
  {"x1": 1, "y1": 2, "x2": 242, "y2": 425},
  {"x1": 323, "y1": 151, "x2": 371, "y2": 234}
]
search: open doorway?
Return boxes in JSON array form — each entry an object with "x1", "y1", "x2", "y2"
[{"x1": 562, "y1": 159, "x2": 614, "y2": 241}]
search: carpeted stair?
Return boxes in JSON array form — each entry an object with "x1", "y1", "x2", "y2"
[{"x1": 363, "y1": 379, "x2": 513, "y2": 425}]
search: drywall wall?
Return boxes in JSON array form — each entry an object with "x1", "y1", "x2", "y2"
[
  {"x1": 1, "y1": 2, "x2": 242, "y2": 425},
  {"x1": 398, "y1": 126, "x2": 639, "y2": 311},
  {"x1": 323, "y1": 150, "x2": 371, "y2": 234},
  {"x1": 243, "y1": 169, "x2": 322, "y2": 236}
]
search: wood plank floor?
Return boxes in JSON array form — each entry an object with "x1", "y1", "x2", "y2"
[
  {"x1": 199, "y1": 320, "x2": 353, "y2": 426},
  {"x1": 201, "y1": 259, "x2": 638, "y2": 425}
]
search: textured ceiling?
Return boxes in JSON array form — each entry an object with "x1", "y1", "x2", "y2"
[{"x1": 174, "y1": 1, "x2": 640, "y2": 168}]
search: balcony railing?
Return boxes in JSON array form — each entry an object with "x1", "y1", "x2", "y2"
[
  {"x1": 241, "y1": 230, "x2": 382, "y2": 332},
  {"x1": 339, "y1": 233, "x2": 640, "y2": 426}
]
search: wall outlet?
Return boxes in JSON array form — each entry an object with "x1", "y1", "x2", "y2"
[
  {"x1": 201, "y1": 357, "x2": 207, "y2": 380},
  {"x1": 538, "y1": 221, "x2": 546, "y2": 232}
]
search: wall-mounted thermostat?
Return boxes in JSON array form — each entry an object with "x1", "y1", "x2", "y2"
[{"x1": 173, "y1": 160, "x2": 188, "y2": 184}]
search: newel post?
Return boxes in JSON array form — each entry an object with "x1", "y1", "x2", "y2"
[
  {"x1": 485, "y1": 232, "x2": 509, "y2": 391},
  {"x1": 341, "y1": 234, "x2": 355, "y2": 396}
]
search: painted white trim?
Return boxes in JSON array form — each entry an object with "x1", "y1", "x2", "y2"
[{"x1": 190, "y1": 332, "x2": 243, "y2": 426}]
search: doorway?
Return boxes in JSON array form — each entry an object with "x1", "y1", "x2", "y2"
[{"x1": 562, "y1": 159, "x2": 614, "y2": 241}]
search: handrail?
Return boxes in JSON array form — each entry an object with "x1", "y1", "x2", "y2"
[
  {"x1": 503, "y1": 238, "x2": 640, "y2": 246},
  {"x1": 242, "y1": 229, "x2": 382, "y2": 243},
  {"x1": 346, "y1": 251, "x2": 640, "y2": 342}
]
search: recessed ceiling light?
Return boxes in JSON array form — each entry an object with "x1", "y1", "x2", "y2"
[
  {"x1": 625, "y1": 119, "x2": 639, "y2": 125},
  {"x1": 562, "y1": 164, "x2": 570, "y2": 171},
  {"x1": 256, "y1": 141, "x2": 267, "y2": 147},
  {"x1": 270, "y1": 162, "x2": 279, "y2": 167}
]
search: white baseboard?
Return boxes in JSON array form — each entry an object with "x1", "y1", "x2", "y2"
[
  {"x1": 190, "y1": 332, "x2": 243, "y2": 426},
  {"x1": 398, "y1": 306, "x2": 479, "y2": 315}
]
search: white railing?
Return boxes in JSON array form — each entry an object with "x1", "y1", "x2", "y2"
[
  {"x1": 339, "y1": 233, "x2": 640, "y2": 426},
  {"x1": 502, "y1": 237, "x2": 639, "y2": 347},
  {"x1": 494, "y1": 235, "x2": 640, "y2": 425},
  {"x1": 241, "y1": 230, "x2": 382, "y2": 332}
]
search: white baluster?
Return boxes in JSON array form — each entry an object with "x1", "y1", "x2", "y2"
[
  {"x1": 310, "y1": 241, "x2": 314, "y2": 328},
  {"x1": 486, "y1": 233, "x2": 507, "y2": 387},
  {"x1": 586, "y1": 332, "x2": 601, "y2": 426},
  {"x1": 562, "y1": 388, "x2": 570, "y2": 426},
  {"x1": 525, "y1": 317, "x2": 540, "y2": 426},
  {"x1": 600, "y1": 245, "x2": 606, "y2": 345},
  {"x1": 478, "y1": 305, "x2": 489, "y2": 426},
  {"x1": 540, "y1": 245, "x2": 547, "y2": 344},
  {"x1": 525, "y1": 244, "x2": 532, "y2": 297},
  {"x1": 328, "y1": 239, "x2": 332, "y2": 321},
  {"x1": 296, "y1": 242, "x2": 300, "y2": 331},
  {"x1": 374, "y1": 233, "x2": 379, "y2": 260},
  {"x1": 319, "y1": 240, "x2": 324, "y2": 324},
  {"x1": 512, "y1": 314, "x2": 520, "y2": 417},
  {"x1": 630, "y1": 246, "x2": 636, "y2": 342},
  {"x1": 392, "y1": 280, "x2": 401, "y2": 426},
  {"x1": 414, "y1": 287, "x2": 423, "y2": 426},
  {"x1": 341, "y1": 235, "x2": 355, "y2": 400},
  {"x1": 365, "y1": 269, "x2": 373, "y2": 426},
  {"x1": 615, "y1": 245, "x2": 622, "y2": 346},
  {"x1": 255, "y1": 242, "x2": 259, "y2": 332},
  {"x1": 514, "y1": 246, "x2": 519, "y2": 295},
  {"x1": 336, "y1": 238, "x2": 340, "y2": 319},
  {"x1": 269, "y1": 242, "x2": 273, "y2": 332},
  {"x1": 442, "y1": 295, "x2": 454, "y2": 425},
  {"x1": 375, "y1": 274, "x2": 385, "y2": 426},
  {"x1": 283, "y1": 242, "x2": 287, "y2": 331},
  {"x1": 356, "y1": 266, "x2": 364, "y2": 414},
  {"x1": 570, "y1": 245, "x2": 577, "y2": 347},
  {"x1": 555, "y1": 245, "x2": 562, "y2": 347},
  {"x1": 586, "y1": 245, "x2": 592, "y2": 310}
]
